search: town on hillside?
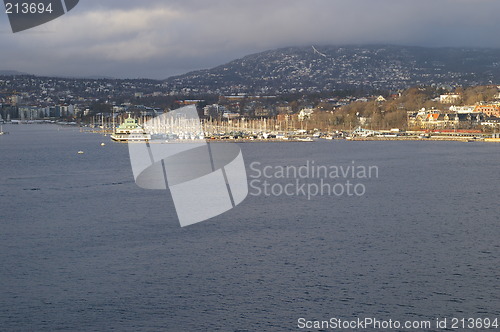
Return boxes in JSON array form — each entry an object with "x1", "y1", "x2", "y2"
[{"x1": 1, "y1": 75, "x2": 500, "y2": 140}]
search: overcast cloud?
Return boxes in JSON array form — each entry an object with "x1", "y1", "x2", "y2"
[{"x1": 1, "y1": 0, "x2": 500, "y2": 79}]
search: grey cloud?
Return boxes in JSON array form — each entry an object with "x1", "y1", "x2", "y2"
[{"x1": 1, "y1": 0, "x2": 500, "y2": 78}]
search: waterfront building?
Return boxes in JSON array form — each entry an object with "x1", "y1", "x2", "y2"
[{"x1": 474, "y1": 104, "x2": 500, "y2": 118}]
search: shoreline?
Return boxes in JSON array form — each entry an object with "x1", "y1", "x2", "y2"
[
  {"x1": 112, "y1": 136, "x2": 500, "y2": 144},
  {"x1": 346, "y1": 136, "x2": 483, "y2": 142}
]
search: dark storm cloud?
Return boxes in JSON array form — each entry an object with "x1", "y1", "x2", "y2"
[{"x1": 1, "y1": 0, "x2": 500, "y2": 78}]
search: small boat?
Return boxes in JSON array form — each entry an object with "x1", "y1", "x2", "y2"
[
  {"x1": 296, "y1": 137, "x2": 314, "y2": 142},
  {"x1": 77, "y1": 151, "x2": 84, "y2": 154},
  {"x1": 101, "y1": 143, "x2": 106, "y2": 146}
]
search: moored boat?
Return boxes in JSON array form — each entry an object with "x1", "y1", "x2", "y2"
[{"x1": 111, "y1": 116, "x2": 151, "y2": 142}]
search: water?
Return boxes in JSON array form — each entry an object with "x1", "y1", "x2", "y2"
[{"x1": 0, "y1": 124, "x2": 499, "y2": 331}]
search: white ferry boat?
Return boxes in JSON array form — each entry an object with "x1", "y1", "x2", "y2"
[{"x1": 110, "y1": 116, "x2": 151, "y2": 142}]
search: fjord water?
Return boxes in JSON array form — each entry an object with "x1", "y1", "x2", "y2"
[{"x1": 0, "y1": 124, "x2": 498, "y2": 331}]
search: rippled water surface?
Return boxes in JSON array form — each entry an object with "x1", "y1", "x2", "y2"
[{"x1": 0, "y1": 124, "x2": 498, "y2": 331}]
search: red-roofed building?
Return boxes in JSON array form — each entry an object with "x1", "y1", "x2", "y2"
[{"x1": 474, "y1": 105, "x2": 500, "y2": 118}]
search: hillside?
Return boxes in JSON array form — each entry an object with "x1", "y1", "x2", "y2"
[{"x1": 165, "y1": 45, "x2": 500, "y2": 94}]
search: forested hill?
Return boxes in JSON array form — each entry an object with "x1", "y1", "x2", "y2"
[{"x1": 165, "y1": 45, "x2": 500, "y2": 94}]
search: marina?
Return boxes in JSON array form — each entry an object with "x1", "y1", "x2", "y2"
[{"x1": 103, "y1": 115, "x2": 499, "y2": 143}]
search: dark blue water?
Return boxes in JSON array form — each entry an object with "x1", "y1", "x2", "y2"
[{"x1": 0, "y1": 124, "x2": 498, "y2": 331}]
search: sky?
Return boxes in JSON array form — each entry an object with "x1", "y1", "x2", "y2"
[{"x1": 1, "y1": 0, "x2": 500, "y2": 79}]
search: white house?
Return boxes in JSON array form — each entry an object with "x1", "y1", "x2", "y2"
[
  {"x1": 440, "y1": 94, "x2": 461, "y2": 104},
  {"x1": 298, "y1": 108, "x2": 314, "y2": 121}
]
